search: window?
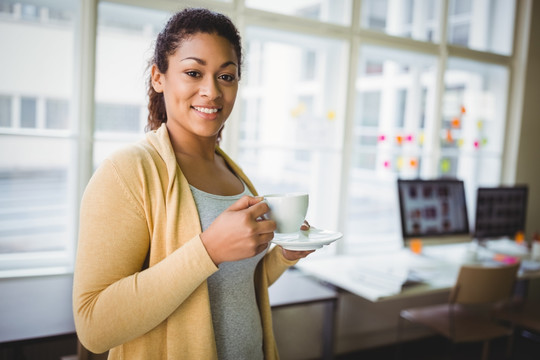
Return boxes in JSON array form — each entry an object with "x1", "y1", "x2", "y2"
[
  {"x1": 441, "y1": 58, "x2": 509, "y2": 215},
  {"x1": 344, "y1": 46, "x2": 438, "y2": 251},
  {"x1": 95, "y1": 102, "x2": 141, "y2": 133},
  {"x1": 360, "y1": 0, "x2": 442, "y2": 43},
  {"x1": 0, "y1": 0, "x2": 77, "y2": 273},
  {"x1": 20, "y1": 97, "x2": 37, "y2": 128},
  {"x1": 237, "y1": 26, "x2": 348, "y2": 251},
  {"x1": 93, "y1": 2, "x2": 170, "y2": 167},
  {"x1": 447, "y1": 0, "x2": 515, "y2": 55},
  {"x1": 0, "y1": 95, "x2": 11, "y2": 127},
  {"x1": 0, "y1": 0, "x2": 525, "y2": 274},
  {"x1": 246, "y1": 0, "x2": 352, "y2": 25},
  {"x1": 46, "y1": 99, "x2": 69, "y2": 130}
]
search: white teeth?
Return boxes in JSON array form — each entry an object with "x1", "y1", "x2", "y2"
[{"x1": 194, "y1": 106, "x2": 219, "y2": 114}]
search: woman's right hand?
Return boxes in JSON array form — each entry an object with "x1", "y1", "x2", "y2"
[{"x1": 200, "y1": 196, "x2": 276, "y2": 265}]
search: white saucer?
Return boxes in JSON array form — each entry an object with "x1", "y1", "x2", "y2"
[{"x1": 272, "y1": 228, "x2": 343, "y2": 251}]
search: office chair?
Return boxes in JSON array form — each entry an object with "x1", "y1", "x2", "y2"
[
  {"x1": 397, "y1": 263, "x2": 520, "y2": 360},
  {"x1": 494, "y1": 297, "x2": 540, "y2": 356}
]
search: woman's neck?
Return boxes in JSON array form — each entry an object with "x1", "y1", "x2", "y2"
[{"x1": 166, "y1": 123, "x2": 218, "y2": 161}]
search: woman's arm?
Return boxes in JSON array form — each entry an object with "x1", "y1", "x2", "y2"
[{"x1": 73, "y1": 160, "x2": 218, "y2": 353}]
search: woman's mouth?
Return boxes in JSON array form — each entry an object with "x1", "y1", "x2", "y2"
[{"x1": 193, "y1": 106, "x2": 220, "y2": 114}]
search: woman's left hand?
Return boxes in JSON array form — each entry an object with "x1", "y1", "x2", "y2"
[{"x1": 280, "y1": 220, "x2": 315, "y2": 261}]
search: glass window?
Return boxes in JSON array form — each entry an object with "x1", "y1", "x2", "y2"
[
  {"x1": 441, "y1": 58, "x2": 509, "y2": 212},
  {"x1": 0, "y1": 0, "x2": 77, "y2": 266},
  {"x1": 357, "y1": 92, "x2": 380, "y2": 127},
  {"x1": 20, "y1": 3, "x2": 39, "y2": 21},
  {"x1": 0, "y1": 95, "x2": 11, "y2": 127},
  {"x1": 20, "y1": 97, "x2": 37, "y2": 128},
  {"x1": 246, "y1": 0, "x2": 352, "y2": 25},
  {"x1": 360, "y1": 0, "x2": 442, "y2": 43},
  {"x1": 95, "y1": 102, "x2": 141, "y2": 133},
  {"x1": 238, "y1": 26, "x2": 348, "y2": 251},
  {"x1": 447, "y1": 0, "x2": 516, "y2": 55},
  {"x1": 93, "y1": 2, "x2": 170, "y2": 167},
  {"x1": 0, "y1": 0, "x2": 524, "y2": 271},
  {"x1": 46, "y1": 98, "x2": 69, "y2": 130},
  {"x1": 0, "y1": 137, "x2": 70, "y2": 253},
  {"x1": 345, "y1": 45, "x2": 438, "y2": 251}
]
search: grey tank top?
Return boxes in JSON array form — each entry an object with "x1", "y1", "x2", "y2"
[{"x1": 189, "y1": 182, "x2": 265, "y2": 360}]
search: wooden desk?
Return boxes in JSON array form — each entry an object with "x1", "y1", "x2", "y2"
[
  {"x1": 269, "y1": 268, "x2": 338, "y2": 360},
  {"x1": 296, "y1": 241, "x2": 540, "y2": 303},
  {"x1": 295, "y1": 250, "x2": 454, "y2": 302}
]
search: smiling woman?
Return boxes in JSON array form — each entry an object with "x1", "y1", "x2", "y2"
[
  {"x1": 150, "y1": 33, "x2": 239, "y2": 146},
  {"x1": 73, "y1": 7, "x2": 315, "y2": 360}
]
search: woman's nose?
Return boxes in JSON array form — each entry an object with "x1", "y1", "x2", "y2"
[{"x1": 199, "y1": 77, "x2": 222, "y2": 99}]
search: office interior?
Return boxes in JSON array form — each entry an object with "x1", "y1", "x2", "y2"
[{"x1": 1, "y1": 0, "x2": 540, "y2": 359}]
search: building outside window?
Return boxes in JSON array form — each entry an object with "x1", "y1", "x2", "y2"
[
  {"x1": 0, "y1": 0, "x2": 78, "y2": 274},
  {"x1": 236, "y1": 25, "x2": 347, "y2": 240}
]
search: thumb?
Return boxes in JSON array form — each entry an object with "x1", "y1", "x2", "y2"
[{"x1": 227, "y1": 195, "x2": 264, "y2": 212}]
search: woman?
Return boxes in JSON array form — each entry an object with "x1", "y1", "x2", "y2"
[{"x1": 73, "y1": 7, "x2": 314, "y2": 360}]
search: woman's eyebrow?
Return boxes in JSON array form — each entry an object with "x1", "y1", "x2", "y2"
[{"x1": 181, "y1": 57, "x2": 238, "y2": 68}]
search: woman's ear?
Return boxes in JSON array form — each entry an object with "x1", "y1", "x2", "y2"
[{"x1": 151, "y1": 64, "x2": 164, "y2": 93}]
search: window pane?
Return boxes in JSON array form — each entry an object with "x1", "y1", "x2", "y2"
[
  {"x1": 95, "y1": 102, "x2": 140, "y2": 133},
  {"x1": 447, "y1": 0, "x2": 515, "y2": 55},
  {"x1": 0, "y1": 0, "x2": 77, "y2": 259},
  {"x1": 238, "y1": 26, "x2": 348, "y2": 250},
  {"x1": 345, "y1": 45, "x2": 438, "y2": 251},
  {"x1": 246, "y1": 0, "x2": 352, "y2": 25},
  {"x1": 46, "y1": 98, "x2": 69, "y2": 130},
  {"x1": 0, "y1": 95, "x2": 11, "y2": 127},
  {"x1": 360, "y1": 0, "x2": 442, "y2": 43},
  {"x1": 441, "y1": 58, "x2": 509, "y2": 213},
  {"x1": 0, "y1": 136, "x2": 72, "y2": 254},
  {"x1": 20, "y1": 97, "x2": 37, "y2": 128},
  {"x1": 94, "y1": 2, "x2": 170, "y2": 167}
]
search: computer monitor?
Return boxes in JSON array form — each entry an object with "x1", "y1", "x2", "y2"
[
  {"x1": 474, "y1": 185, "x2": 528, "y2": 240},
  {"x1": 397, "y1": 179, "x2": 470, "y2": 245}
]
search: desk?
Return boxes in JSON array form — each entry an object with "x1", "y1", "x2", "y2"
[
  {"x1": 296, "y1": 240, "x2": 540, "y2": 303},
  {"x1": 269, "y1": 268, "x2": 338, "y2": 360}
]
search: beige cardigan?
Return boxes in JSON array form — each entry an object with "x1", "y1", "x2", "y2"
[{"x1": 73, "y1": 124, "x2": 296, "y2": 359}]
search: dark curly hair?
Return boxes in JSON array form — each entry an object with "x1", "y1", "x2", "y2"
[{"x1": 146, "y1": 8, "x2": 243, "y2": 132}]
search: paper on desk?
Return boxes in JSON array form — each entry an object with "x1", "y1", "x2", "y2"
[{"x1": 521, "y1": 260, "x2": 540, "y2": 272}]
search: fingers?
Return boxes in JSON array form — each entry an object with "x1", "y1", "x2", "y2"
[
  {"x1": 225, "y1": 196, "x2": 273, "y2": 223},
  {"x1": 300, "y1": 220, "x2": 310, "y2": 231},
  {"x1": 295, "y1": 249, "x2": 315, "y2": 257},
  {"x1": 256, "y1": 229, "x2": 274, "y2": 243},
  {"x1": 255, "y1": 242, "x2": 270, "y2": 255},
  {"x1": 227, "y1": 195, "x2": 264, "y2": 212},
  {"x1": 246, "y1": 201, "x2": 277, "y2": 233},
  {"x1": 248, "y1": 198, "x2": 271, "y2": 219},
  {"x1": 280, "y1": 246, "x2": 316, "y2": 261}
]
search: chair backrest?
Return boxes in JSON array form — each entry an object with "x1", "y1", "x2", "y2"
[{"x1": 449, "y1": 263, "x2": 520, "y2": 305}]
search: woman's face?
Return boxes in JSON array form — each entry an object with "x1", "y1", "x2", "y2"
[{"x1": 152, "y1": 32, "x2": 239, "y2": 141}]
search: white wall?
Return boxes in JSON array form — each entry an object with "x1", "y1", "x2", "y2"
[{"x1": 0, "y1": 274, "x2": 74, "y2": 342}]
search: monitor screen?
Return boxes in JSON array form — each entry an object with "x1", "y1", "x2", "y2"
[
  {"x1": 474, "y1": 186, "x2": 528, "y2": 240},
  {"x1": 397, "y1": 179, "x2": 470, "y2": 242}
]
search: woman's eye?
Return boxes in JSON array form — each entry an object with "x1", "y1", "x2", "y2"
[
  {"x1": 219, "y1": 74, "x2": 235, "y2": 82},
  {"x1": 185, "y1": 71, "x2": 200, "y2": 78}
]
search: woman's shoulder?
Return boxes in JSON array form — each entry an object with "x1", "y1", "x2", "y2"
[
  {"x1": 106, "y1": 139, "x2": 160, "y2": 168},
  {"x1": 97, "y1": 137, "x2": 169, "y2": 185}
]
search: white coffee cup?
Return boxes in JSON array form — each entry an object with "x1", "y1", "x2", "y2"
[{"x1": 264, "y1": 193, "x2": 309, "y2": 234}]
